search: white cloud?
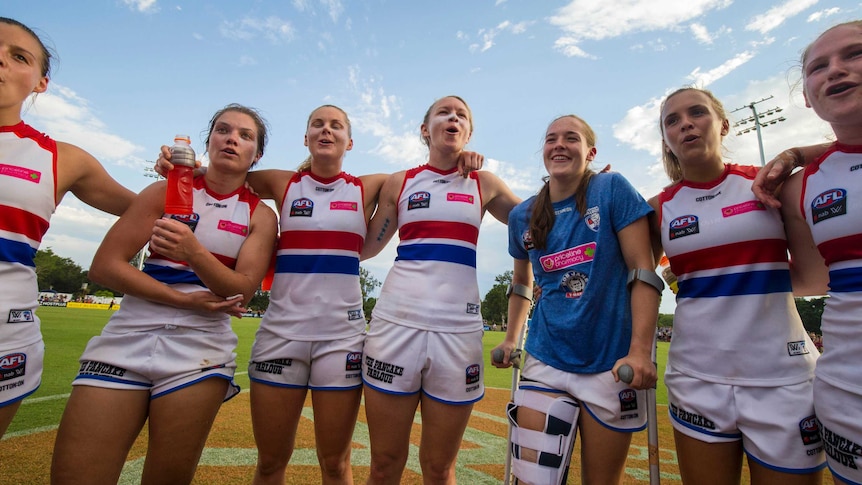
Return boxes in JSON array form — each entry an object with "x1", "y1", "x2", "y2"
[
  {"x1": 549, "y1": 0, "x2": 732, "y2": 57},
  {"x1": 321, "y1": 0, "x2": 345, "y2": 22},
  {"x1": 465, "y1": 20, "x2": 533, "y2": 54},
  {"x1": 220, "y1": 17, "x2": 295, "y2": 43},
  {"x1": 745, "y1": 0, "x2": 819, "y2": 34},
  {"x1": 687, "y1": 51, "x2": 755, "y2": 86},
  {"x1": 807, "y1": 7, "x2": 841, "y2": 23},
  {"x1": 122, "y1": 0, "x2": 158, "y2": 13},
  {"x1": 690, "y1": 23, "x2": 730, "y2": 45}
]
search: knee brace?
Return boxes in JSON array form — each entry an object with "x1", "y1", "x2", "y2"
[{"x1": 506, "y1": 389, "x2": 579, "y2": 485}]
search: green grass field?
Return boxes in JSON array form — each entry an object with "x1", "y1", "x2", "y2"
[{"x1": 7, "y1": 306, "x2": 670, "y2": 436}]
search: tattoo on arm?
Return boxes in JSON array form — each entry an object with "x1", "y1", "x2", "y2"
[{"x1": 376, "y1": 218, "x2": 391, "y2": 241}]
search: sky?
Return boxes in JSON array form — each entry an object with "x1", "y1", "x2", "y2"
[{"x1": 5, "y1": 0, "x2": 858, "y2": 314}]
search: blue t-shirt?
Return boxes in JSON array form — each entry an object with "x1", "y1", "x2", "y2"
[{"x1": 508, "y1": 172, "x2": 653, "y2": 374}]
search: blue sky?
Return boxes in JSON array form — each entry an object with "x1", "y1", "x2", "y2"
[{"x1": 6, "y1": 0, "x2": 857, "y2": 313}]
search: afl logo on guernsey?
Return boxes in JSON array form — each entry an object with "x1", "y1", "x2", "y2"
[
  {"x1": 408, "y1": 191, "x2": 431, "y2": 210},
  {"x1": 465, "y1": 364, "x2": 480, "y2": 384},
  {"x1": 0, "y1": 353, "x2": 26, "y2": 382},
  {"x1": 169, "y1": 213, "x2": 200, "y2": 232},
  {"x1": 799, "y1": 415, "x2": 821, "y2": 445},
  {"x1": 811, "y1": 188, "x2": 846, "y2": 224},
  {"x1": 619, "y1": 389, "x2": 637, "y2": 412},
  {"x1": 669, "y1": 215, "x2": 699, "y2": 240},
  {"x1": 290, "y1": 198, "x2": 314, "y2": 217}
]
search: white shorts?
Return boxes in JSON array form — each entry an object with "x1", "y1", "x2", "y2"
[
  {"x1": 518, "y1": 355, "x2": 647, "y2": 432},
  {"x1": 73, "y1": 327, "x2": 239, "y2": 401},
  {"x1": 248, "y1": 327, "x2": 363, "y2": 390},
  {"x1": 362, "y1": 317, "x2": 484, "y2": 405},
  {"x1": 666, "y1": 364, "x2": 825, "y2": 473},
  {"x1": 814, "y1": 378, "x2": 862, "y2": 483},
  {"x1": 0, "y1": 340, "x2": 43, "y2": 407}
]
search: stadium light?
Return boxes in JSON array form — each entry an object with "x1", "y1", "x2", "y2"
[{"x1": 730, "y1": 96, "x2": 787, "y2": 166}]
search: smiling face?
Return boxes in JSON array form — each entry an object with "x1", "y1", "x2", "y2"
[
  {"x1": 802, "y1": 22, "x2": 862, "y2": 142},
  {"x1": 0, "y1": 21, "x2": 49, "y2": 121},
  {"x1": 542, "y1": 116, "x2": 596, "y2": 181},
  {"x1": 420, "y1": 96, "x2": 473, "y2": 152},
  {"x1": 304, "y1": 105, "x2": 353, "y2": 163},
  {"x1": 660, "y1": 89, "x2": 729, "y2": 177},
  {"x1": 206, "y1": 110, "x2": 261, "y2": 172}
]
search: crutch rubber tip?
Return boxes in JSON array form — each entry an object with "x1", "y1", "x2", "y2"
[
  {"x1": 618, "y1": 364, "x2": 634, "y2": 384},
  {"x1": 491, "y1": 348, "x2": 504, "y2": 364}
]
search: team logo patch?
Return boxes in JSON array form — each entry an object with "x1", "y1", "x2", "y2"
[
  {"x1": 218, "y1": 220, "x2": 248, "y2": 236},
  {"x1": 331, "y1": 201, "x2": 358, "y2": 211},
  {"x1": 787, "y1": 340, "x2": 810, "y2": 356},
  {"x1": 345, "y1": 352, "x2": 362, "y2": 371},
  {"x1": 290, "y1": 198, "x2": 314, "y2": 217},
  {"x1": 465, "y1": 364, "x2": 480, "y2": 385},
  {"x1": 522, "y1": 230, "x2": 535, "y2": 250},
  {"x1": 584, "y1": 206, "x2": 600, "y2": 232},
  {"x1": 0, "y1": 163, "x2": 41, "y2": 183},
  {"x1": 446, "y1": 192, "x2": 474, "y2": 204},
  {"x1": 799, "y1": 415, "x2": 822, "y2": 446},
  {"x1": 466, "y1": 303, "x2": 480, "y2": 314},
  {"x1": 347, "y1": 309, "x2": 363, "y2": 321},
  {"x1": 619, "y1": 388, "x2": 638, "y2": 412},
  {"x1": 169, "y1": 212, "x2": 200, "y2": 231},
  {"x1": 0, "y1": 353, "x2": 26, "y2": 382},
  {"x1": 561, "y1": 270, "x2": 588, "y2": 299},
  {"x1": 408, "y1": 191, "x2": 431, "y2": 210},
  {"x1": 811, "y1": 188, "x2": 846, "y2": 224},
  {"x1": 669, "y1": 214, "x2": 699, "y2": 240},
  {"x1": 7, "y1": 309, "x2": 34, "y2": 323}
]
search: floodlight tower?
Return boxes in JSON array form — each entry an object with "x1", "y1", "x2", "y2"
[
  {"x1": 135, "y1": 161, "x2": 163, "y2": 269},
  {"x1": 731, "y1": 95, "x2": 787, "y2": 166}
]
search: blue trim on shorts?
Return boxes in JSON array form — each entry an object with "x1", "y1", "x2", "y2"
[
  {"x1": 423, "y1": 388, "x2": 485, "y2": 406},
  {"x1": 361, "y1": 377, "x2": 419, "y2": 397},
  {"x1": 249, "y1": 376, "x2": 308, "y2": 389},
  {"x1": 0, "y1": 382, "x2": 39, "y2": 407},
  {"x1": 517, "y1": 383, "x2": 567, "y2": 394},
  {"x1": 668, "y1": 408, "x2": 742, "y2": 439},
  {"x1": 151, "y1": 374, "x2": 235, "y2": 401},
  {"x1": 744, "y1": 448, "x2": 827, "y2": 475},
  {"x1": 309, "y1": 383, "x2": 363, "y2": 391},
  {"x1": 580, "y1": 401, "x2": 647, "y2": 433},
  {"x1": 74, "y1": 374, "x2": 152, "y2": 388},
  {"x1": 828, "y1": 463, "x2": 862, "y2": 485}
]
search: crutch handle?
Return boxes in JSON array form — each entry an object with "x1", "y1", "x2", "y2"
[
  {"x1": 618, "y1": 364, "x2": 634, "y2": 384},
  {"x1": 492, "y1": 348, "x2": 522, "y2": 369}
]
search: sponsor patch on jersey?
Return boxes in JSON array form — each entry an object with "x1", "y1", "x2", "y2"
[
  {"x1": 619, "y1": 388, "x2": 638, "y2": 412},
  {"x1": 347, "y1": 309, "x2": 363, "y2": 321},
  {"x1": 168, "y1": 212, "x2": 200, "y2": 232},
  {"x1": 290, "y1": 198, "x2": 314, "y2": 217},
  {"x1": 0, "y1": 353, "x2": 26, "y2": 382},
  {"x1": 446, "y1": 192, "x2": 474, "y2": 204},
  {"x1": 669, "y1": 214, "x2": 699, "y2": 240},
  {"x1": 584, "y1": 206, "x2": 600, "y2": 232},
  {"x1": 787, "y1": 340, "x2": 810, "y2": 356},
  {"x1": 345, "y1": 352, "x2": 362, "y2": 371},
  {"x1": 7, "y1": 309, "x2": 34, "y2": 323},
  {"x1": 721, "y1": 200, "x2": 765, "y2": 218},
  {"x1": 799, "y1": 415, "x2": 822, "y2": 446},
  {"x1": 217, "y1": 220, "x2": 249, "y2": 236},
  {"x1": 0, "y1": 164, "x2": 41, "y2": 183},
  {"x1": 407, "y1": 191, "x2": 431, "y2": 210},
  {"x1": 331, "y1": 201, "x2": 358, "y2": 211},
  {"x1": 466, "y1": 303, "x2": 480, "y2": 314},
  {"x1": 561, "y1": 270, "x2": 588, "y2": 299},
  {"x1": 465, "y1": 364, "x2": 480, "y2": 384},
  {"x1": 540, "y1": 242, "x2": 596, "y2": 272},
  {"x1": 522, "y1": 230, "x2": 535, "y2": 250},
  {"x1": 811, "y1": 188, "x2": 846, "y2": 224}
]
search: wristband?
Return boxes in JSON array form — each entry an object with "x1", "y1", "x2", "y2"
[
  {"x1": 626, "y1": 269, "x2": 665, "y2": 294},
  {"x1": 506, "y1": 283, "x2": 532, "y2": 303}
]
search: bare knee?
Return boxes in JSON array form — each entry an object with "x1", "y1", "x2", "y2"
[
  {"x1": 419, "y1": 459, "x2": 456, "y2": 484},
  {"x1": 368, "y1": 451, "x2": 408, "y2": 484},
  {"x1": 318, "y1": 450, "x2": 351, "y2": 479}
]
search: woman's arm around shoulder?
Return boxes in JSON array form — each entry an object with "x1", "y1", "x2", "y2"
[
  {"x1": 478, "y1": 171, "x2": 521, "y2": 224},
  {"x1": 244, "y1": 169, "x2": 295, "y2": 206},
  {"x1": 359, "y1": 173, "x2": 389, "y2": 225},
  {"x1": 779, "y1": 172, "x2": 829, "y2": 296},
  {"x1": 646, "y1": 195, "x2": 664, "y2": 267},
  {"x1": 361, "y1": 171, "x2": 405, "y2": 260},
  {"x1": 57, "y1": 141, "x2": 135, "y2": 216}
]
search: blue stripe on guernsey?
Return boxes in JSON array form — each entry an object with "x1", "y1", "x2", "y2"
[
  {"x1": 679, "y1": 269, "x2": 791, "y2": 298},
  {"x1": 142, "y1": 263, "x2": 205, "y2": 287},
  {"x1": 395, "y1": 243, "x2": 477, "y2": 267},
  {"x1": 828, "y1": 267, "x2": 862, "y2": 293},
  {"x1": 0, "y1": 237, "x2": 36, "y2": 266},
  {"x1": 275, "y1": 254, "x2": 360, "y2": 275}
]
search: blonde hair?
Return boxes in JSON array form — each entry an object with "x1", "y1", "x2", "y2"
[
  {"x1": 529, "y1": 115, "x2": 597, "y2": 250},
  {"x1": 658, "y1": 87, "x2": 728, "y2": 183}
]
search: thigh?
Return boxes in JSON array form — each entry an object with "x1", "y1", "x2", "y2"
[
  {"x1": 250, "y1": 381, "x2": 308, "y2": 461},
  {"x1": 814, "y1": 378, "x2": 862, "y2": 484},
  {"x1": 51, "y1": 386, "x2": 149, "y2": 484},
  {"x1": 363, "y1": 385, "x2": 420, "y2": 461},
  {"x1": 578, "y1": 407, "x2": 633, "y2": 485},
  {"x1": 362, "y1": 320, "x2": 425, "y2": 395},
  {"x1": 142, "y1": 377, "x2": 229, "y2": 485},
  {"x1": 249, "y1": 330, "x2": 312, "y2": 387},
  {"x1": 422, "y1": 329, "x2": 485, "y2": 404},
  {"x1": 308, "y1": 334, "x2": 364, "y2": 390},
  {"x1": 417, "y1": 395, "x2": 473, "y2": 471},
  {"x1": 0, "y1": 401, "x2": 21, "y2": 438},
  {"x1": 310, "y1": 387, "x2": 362, "y2": 456},
  {"x1": 665, "y1": 365, "x2": 742, "y2": 442},
  {"x1": 674, "y1": 430, "x2": 744, "y2": 485}
]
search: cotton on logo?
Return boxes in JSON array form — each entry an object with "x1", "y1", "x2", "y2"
[{"x1": 812, "y1": 189, "x2": 846, "y2": 209}]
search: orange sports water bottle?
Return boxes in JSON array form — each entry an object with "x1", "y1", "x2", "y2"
[
  {"x1": 165, "y1": 135, "x2": 196, "y2": 215},
  {"x1": 659, "y1": 255, "x2": 678, "y2": 294}
]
